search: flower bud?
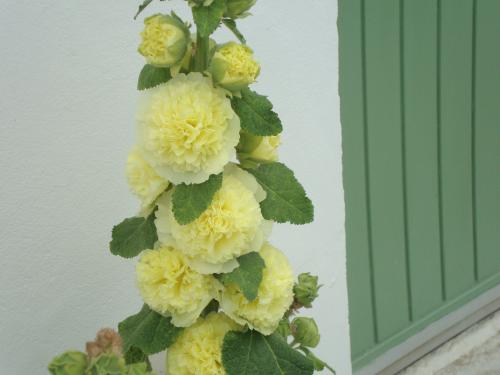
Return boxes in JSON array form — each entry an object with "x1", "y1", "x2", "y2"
[
  {"x1": 86, "y1": 328, "x2": 122, "y2": 359},
  {"x1": 209, "y1": 42, "x2": 260, "y2": 92},
  {"x1": 187, "y1": 0, "x2": 215, "y2": 6},
  {"x1": 293, "y1": 273, "x2": 320, "y2": 308},
  {"x1": 138, "y1": 13, "x2": 190, "y2": 68},
  {"x1": 291, "y1": 317, "x2": 320, "y2": 348},
  {"x1": 224, "y1": 0, "x2": 257, "y2": 19},
  {"x1": 86, "y1": 354, "x2": 127, "y2": 375},
  {"x1": 48, "y1": 351, "x2": 87, "y2": 375}
]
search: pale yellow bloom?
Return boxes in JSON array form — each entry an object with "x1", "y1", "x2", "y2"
[
  {"x1": 156, "y1": 164, "x2": 272, "y2": 274},
  {"x1": 209, "y1": 42, "x2": 260, "y2": 91},
  {"x1": 126, "y1": 147, "x2": 169, "y2": 210},
  {"x1": 218, "y1": 242, "x2": 294, "y2": 335},
  {"x1": 136, "y1": 246, "x2": 221, "y2": 327},
  {"x1": 166, "y1": 312, "x2": 241, "y2": 375},
  {"x1": 138, "y1": 14, "x2": 190, "y2": 67},
  {"x1": 137, "y1": 73, "x2": 240, "y2": 184}
]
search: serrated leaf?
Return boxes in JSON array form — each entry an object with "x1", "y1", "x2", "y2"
[
  {"x1": 231, "y1": 89, "x2": 283, "y2": 136},
  {"x1": 222, "y1": 331, "x2": 314, "y2": 375},
  {"x1": 192, "y1": 0, "x2": 226, "y2": 38},
  {"x1": 222, "y1": 18, "x2": 246, "y2": 44},
  {"x1": 246, "y1": 162, "x2": 314, "y2": 224},
  {"x1": 172, "y1": 173, "x2": 223, "y2": 225},
  {"x1": 218, "y1": 252, "x2": 265, "y2": 300},
  {"x1": 299, "y1": 347, "x2": 336, "y2": 374},
  {"x1": 134, "y1": 0, "x2": 154, "y2": 20},
  {"x1": 119, "y1": 305, "x2": 183, "y2": 355},
  {"x1": 109, "y1": 212, "x2": 157, "y2": 258},
  {"x1": 137, "y1": 65, "x2": 171, "y2": 90}
]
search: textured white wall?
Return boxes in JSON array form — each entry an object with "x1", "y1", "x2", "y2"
[{"x1": 0, "y1": 1, "x2": 351, "y2": 374}]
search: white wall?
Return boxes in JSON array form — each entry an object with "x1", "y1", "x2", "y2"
[{"x1": 0, "y1": 1, "x2": 351, "y2": 374}]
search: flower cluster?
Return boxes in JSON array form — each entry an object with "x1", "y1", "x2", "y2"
[{"x1": 50, "y1": 1, "x2": 331, "y2": 374}]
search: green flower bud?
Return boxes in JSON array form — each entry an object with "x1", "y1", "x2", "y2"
[
  {"x1": 224, "y1": 0, "x2": 257, "y2": 19},
  {"x1": 138, "y1": 13, "x2": 190, "y2": 68},
  {"x1": 86, "y1": 354, "x2": 126, "y2": 375},
  {"x1": 187, "y1": 0, "x2": 215, "y2": 6},
  {"x1": 291, "y1": 317, "x2": 320, "y2": 348},
  {"x1": 126, "y1": 362, "x2": 156, "y2": 375},
  {"x1": 275, "y1": 318, "x2": 291, "y2": 339},
  {"x1": 209, "y1": 42, "x2": 260, "y2": 92},
  {"x1": 293, "y1": 273, "x2": 320, "y2": 308},
  {"x1": 48, "y1": 351, "x2": 87, "y2": 375}
]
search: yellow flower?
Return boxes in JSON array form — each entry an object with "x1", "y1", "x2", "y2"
[
  {"x1": 166, "y1": 312, "x2": 242, "y2": 375},
  {"x1": 137, "y1": 73, "x2": 240, "y2": 184},
  {"x1": 209, "y1": 42, "x2": 260, "y2": 91},
  {"x1": 218, "y1": 242, "x2": 294, "y2": 335},
  {"x1": 156, "y1": 164, "x2": 272, "y2": 274},
  {"x1": 136, "y1": 246, "x2": 221, "y2": 327},
  {"x1": 126, "y1": 147, "x2": 169, "y2": 210},
  {"x1": 138, "y1": 14, "x2": 190, "y2": 68}
]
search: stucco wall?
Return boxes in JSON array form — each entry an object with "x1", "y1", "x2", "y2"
[{"x1": 0, "y1": 1, "x2": 351, "y2": 374}]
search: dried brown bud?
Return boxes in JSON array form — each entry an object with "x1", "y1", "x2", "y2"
[{"x1": 85, "y1": 328, "x2": 122, "y2": 358}]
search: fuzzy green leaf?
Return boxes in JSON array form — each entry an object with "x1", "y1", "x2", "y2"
[
  {"x1": 246, "y1": 162, "x2": 314, "y2": 224},
  {"x1": 110, "y1": 212, "x2": 157, "y2": 258},
  {"x1": 222, "y1": 18, "x2": 246, "y2": 44},
  {"x1": 218, "y1": 252, "x2": 265, "y2": 300},
  {"x1": 119, "y1": 305, "x2": 183, "y2": 355},
  {"x1": 222, "y1": 331, "x2": 314, "y2": 375},
  {"x1": 299, "y1": 347, "x2": 336, "y2": 374},
  {"x1": 172, "y1": 173, "x2": 223, "y2": 225},
  {"x1": 231, "y1": 89, "x2": 283, "y2": 136},
  {"x1": 192, "y1": 0, "x2": 226, "y2": 38},
  {"x1": 137, "y1": 65, "x2": 171, "y2": 90},
  {"x1": 124, "y1": 347, "x2": 152, "y2": 371}
]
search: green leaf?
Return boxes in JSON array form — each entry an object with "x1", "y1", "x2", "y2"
[
  {"x1": 172, "y1": 173, "x2": 223, "y2": 225},
  {"x1": 222, "y1": 331, "x2": 314, "y2": 375},
  {"x1": 222, "y1": 18, "x2": 246, "y2": 44},
  {"x1": 118, "y1": 305, "x2": 183, "y2": 355},
  {"x1": 124, "y1": 347, "x2": 152, "y2": 371},
  {"x1": 109, "y1": 212, "x2": 157, "y2": 258},
  {"x1": 246, "y1": 162, "x2": 314, "y2": 224},
  {"x1": 218, "y1": 252, "x2": 265, "y2": 300},
  {"x1": 192, "y1": 0, "x2": 226, "y2": 38},
  {"x1": 137, "y1": 65, "x2": 171, "y2": 90},
  {"x1": 299, "y1": 347, "x2": 336, "y2": 374},
  {"x1": 231, "y1": 89, "x2": 283, "y2": 136},
  {"x1": 134, "y1": 0, "x2": 154, "y2": 20}
]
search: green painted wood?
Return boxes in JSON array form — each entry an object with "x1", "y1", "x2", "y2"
[
  {"x1": 364, "y1": 0, "x2": 410, "y2": 340},
  {"x1": 339, "y1": 0, "x2": 500, "y2": 371},
  {"x1": 474, "y1": 0, "x2": 500, "y2": 280},
  {"x1": 439, "y1": 0, "x2": 476, "y2": 298},
  {"x1": 403, "y1": 0, "x2": 444, "y2": 320},
  {"x1": 338, "y1": 0, "x2": 377, "y2": 357},
  {"x1": 352, "y1": 272, "x2": 500, "y2": 370}
]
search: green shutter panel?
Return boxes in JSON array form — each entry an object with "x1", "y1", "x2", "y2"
[{"x1": 339, "y1": 0, "x2": 500, "y2": 370}]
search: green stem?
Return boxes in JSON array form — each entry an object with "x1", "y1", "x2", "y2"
[{"x1": 194, "y1": 33, "x2": 209, "y2": 72}]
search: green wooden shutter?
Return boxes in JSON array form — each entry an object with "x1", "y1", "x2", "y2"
[{"x1": 339, "y1": 0, "x2": 500, "y2": 370}]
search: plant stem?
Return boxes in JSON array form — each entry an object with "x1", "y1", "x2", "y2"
[{"x1": 194, "y1": 33, "x2": 209, "y2": 72}]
